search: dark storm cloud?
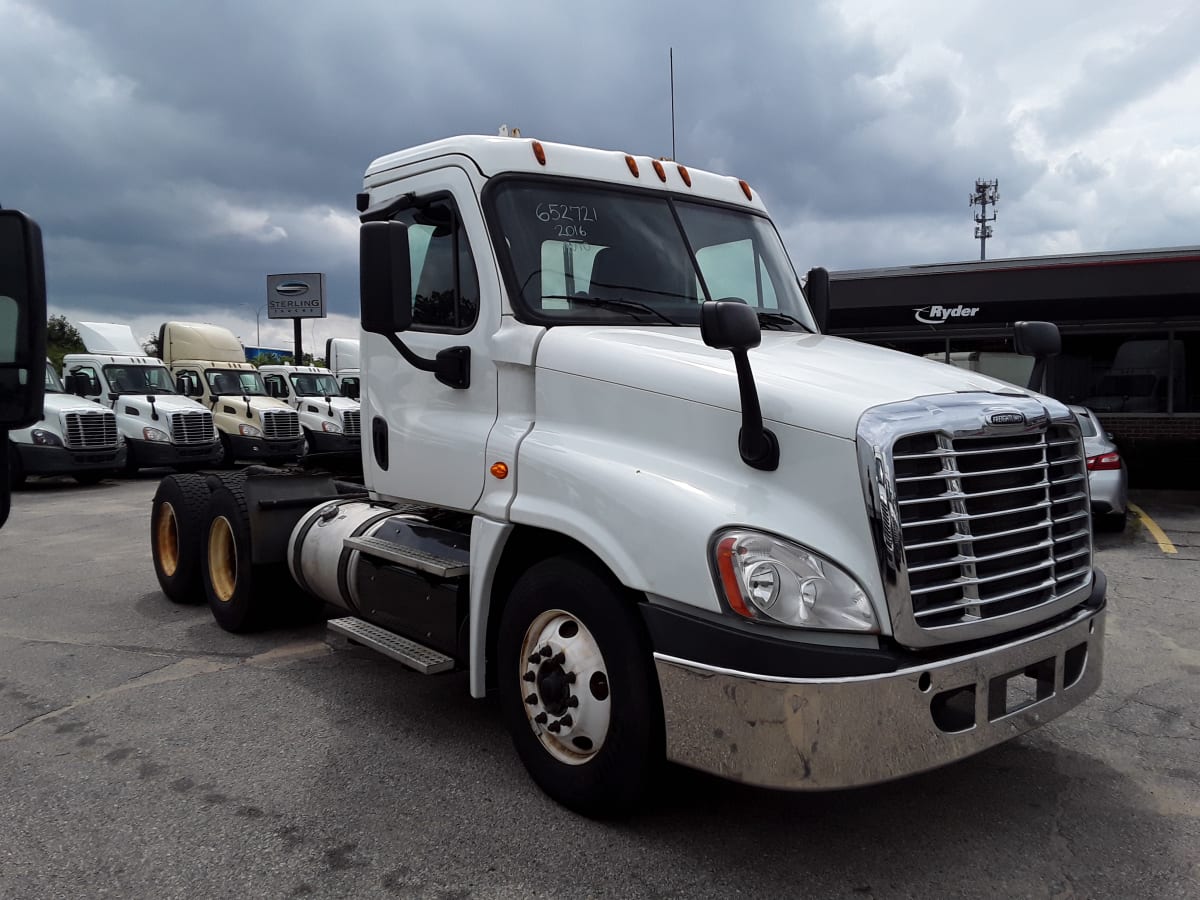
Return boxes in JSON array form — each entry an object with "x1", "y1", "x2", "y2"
[{"x1": 4, "y1": 0, "x2": 1190, "y2": 329}]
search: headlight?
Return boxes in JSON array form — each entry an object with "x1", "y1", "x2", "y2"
[
  {"x1": 712, "y1": 529, "x2": 878, "y2": 632},
  {"x1": 239, "y1": 423, "x2": 263, "y2": 437},
  {"x1": 142, "y1": 426, "x2": 170, "y2": 442},
  {"x1": 31, "y1": 429, "x2": 63, "y2": 447},
  {"x1": 321, "y1": 420, "x2": 342, "y2": 434}
]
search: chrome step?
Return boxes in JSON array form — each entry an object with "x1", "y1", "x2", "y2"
[
  {"x1": 327, "y1": 616, "x2": 454, "y2": 674},
  {"x1": 343, "y1": 535, "x2": 469, "y2": 578}
]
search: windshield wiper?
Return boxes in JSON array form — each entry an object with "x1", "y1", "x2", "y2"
[
  {"x1": 756, "y1": 311, "x2": 810, "y2": 332},
  {"x1": 544, "y1": 294, "x2": 680, "y2": 326}
]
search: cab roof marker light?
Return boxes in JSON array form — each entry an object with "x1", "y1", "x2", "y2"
[
  {"x1": 676, "y1": 164, "x2": 692, "y2": 187},
  {"x1": 625, "y1": 155, "x2": 640, "y2": 177},
  {"x1": 531, "y1": 141, "x2": 547, "y2": 166},
  {"x1": 738, "y1": 179, "x2": 753, "y2": 201},
  {"x1": 651, "y1": 159, "x2": 667, "y2": 182}
]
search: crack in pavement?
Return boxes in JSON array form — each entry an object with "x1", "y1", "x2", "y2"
[
  {"x1": 0, "y1": 630, "x2": 251, "y2": 661},
  {"x1": 0, "y1": 639, "x2": 331, "y2": 742}
]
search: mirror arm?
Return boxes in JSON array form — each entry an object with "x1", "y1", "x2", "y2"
[
  {"x1": 381, "y1": 334, "x2": 470, "y2": 390},
  {"x1": 1027, "y1": 358, "x2": 1047, "y2": 392},
  {"x1": 731, "y1": 350, "x2": 779, "y2": 471}
]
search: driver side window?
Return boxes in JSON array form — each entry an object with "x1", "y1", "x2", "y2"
[{"x1": 392, "y1": 198, "x2": 480, "y2": 332}]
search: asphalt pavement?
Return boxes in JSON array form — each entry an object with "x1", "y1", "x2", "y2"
[{"x1": 0, "y1": 475, "x2": 1196, "y2": 899}]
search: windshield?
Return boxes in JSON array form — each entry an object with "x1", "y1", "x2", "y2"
[
  {"x1": 488, "y1": 179, "x2": 815, "y2": 330},
  {"x1": 103, "y1": 364, "x2": 176, "y2": 395},
  {"x1": 205, "y1": 368, "x2": 267, "y2": 396},
  {"x1": 290, "y1": 373, "x2": 342, "y2": 397},
  {"x1": 44, "y1": 361, "x2": 64, "y2": 393}
]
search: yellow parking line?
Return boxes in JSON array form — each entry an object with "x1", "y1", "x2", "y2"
[{"x1": 1128, "y1": 503, "x2": 1177, "y2": 554}]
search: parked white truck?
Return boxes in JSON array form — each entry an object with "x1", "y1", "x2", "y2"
[
  {"x1": 63, "y1": 322, "x2": 223, "y2": 472},
  {"x1": 325, "y1": 337, "x2": 360, "y2": 399},
  {"x1": 9, "y1": 360, "x2": 125, "y2": 485},
  {"x1": 258, "y1": 364, "x2": 361, "y2": 453},
  {"x1": 159, "y1": 321, "x2": 303, "y2": 466},
  {"x1": 148, "y1": 136, "x2": 1106, "y2": 815}
]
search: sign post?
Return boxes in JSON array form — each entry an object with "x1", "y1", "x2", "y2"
[{"x1": 266, "y1": 273, "x2": 326, "y2": 363}]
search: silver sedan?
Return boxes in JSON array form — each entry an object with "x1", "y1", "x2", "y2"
[{"x1": 1070, "y1": 405, "x2": 1129, "y2": 532}]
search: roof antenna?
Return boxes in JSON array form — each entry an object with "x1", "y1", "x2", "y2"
[{"x1": 669, "y1": 48, "x2": 677, "y2": 160}]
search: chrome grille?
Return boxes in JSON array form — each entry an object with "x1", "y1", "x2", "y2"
[
  {"x1": 61, "y1": 411, "x2": 119, "y2": 449},
  {"x1": 859, "y1": 396, "x2": 1093, "y2": 648},
  {"x1": 169, "y1": 411, "x2": 214, "y2": 445},
  {"x1": 341, "y1": 408, "x2": 361, "y2": 437},
  {"x1": 261, "y1": 409, "x2": 300, "y2": 440}
]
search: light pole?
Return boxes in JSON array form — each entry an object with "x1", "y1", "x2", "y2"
[{"x1": 241, "y1": 304, "x2": 265, "y2": 347}]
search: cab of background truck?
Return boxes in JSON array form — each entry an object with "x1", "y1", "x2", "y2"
[
  {"x1": 7, "y1": 360, "x2": 125, "y2": 485},
  {"x1": 356, "y1": 134, "x2": 1099, "y2": 671},
  {"x1": 325, "y1": 337, "x2": 361, "y2": 399},
  {"x1": 63, "y1": 322, "x2": 222, "y2": 472},
  {"x1": 259, "y1": 363, "x2": 361, "y2": 453},
  {"x1": 159, "y1": 321, "x2": 303, "y2": 465}
]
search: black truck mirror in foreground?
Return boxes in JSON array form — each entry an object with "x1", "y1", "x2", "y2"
[
  {"x1": 359, "y1": 221, "x2": 470, "y2": 389},
  {"x1": 0, "y1": 208, "x2": 49, "y2": 529},
  {"x1": 1014, "y1": 320, "x2": 1061, "y2": 392},
  {"x1": 701, "y1": 299, "x2": 779, "y2": 471}
]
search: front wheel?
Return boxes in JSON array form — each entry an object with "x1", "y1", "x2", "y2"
[{"x1": 497, "y1": 555, "x2": 663, "y2": 817}]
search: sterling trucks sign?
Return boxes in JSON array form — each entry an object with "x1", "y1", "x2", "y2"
[{"x1": 267, "y1": 273, "x2": 326, "y2": 319}]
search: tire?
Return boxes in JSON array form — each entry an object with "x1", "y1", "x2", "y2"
[
  {"x1": 496, "y1": 555, "x2": 664, "y2": 817},
  {"x1": 151, "y1": 473, "x2": 213, "y2": 604},
  {"x1": 219, "y1": 434, "x2": 235, "y2": 468},
  {"x1": 201, "y1": 482, "x2": 305, "y2": 632},
  {"x1": 1097, "y1": 511, "x2": 1127, "y2": 533},
  {"x1": 73, "y1": 471, "x2": 107, "y2": 485}
]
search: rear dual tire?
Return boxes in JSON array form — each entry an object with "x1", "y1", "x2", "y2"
[{"x1": 151, "y1": 473, "x2": 213, "y2": 604}]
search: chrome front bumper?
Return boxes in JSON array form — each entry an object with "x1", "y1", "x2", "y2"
[{"x1": 654, "y1": 606, "x2": 1104, "y2": 790}]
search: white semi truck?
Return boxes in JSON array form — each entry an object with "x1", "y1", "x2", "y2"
[
  {"x1": 258, "y1": 364, "x2": 361, "y2": 454},
  {"x1": 147, "y1": 136, "x2": 1106, "y2": 815},
  {"x1": 159, "y1": 321, "x2": 303, "y2": 466},
  {"x1": 8, "y1": 360, "x2": 125, "y2": 485},
  {"x1": 63, "y1": 322, "x2": 223, "y2": 472},
  {"x1": 325, "y1": 337, "x2": 361, "y2": 399}
]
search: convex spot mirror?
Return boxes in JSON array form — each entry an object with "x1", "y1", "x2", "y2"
[
  {"x1": 701, "y1": 299, "x2": 762, "y2": 351},
  {"x1": 0, "y1": 210, "x2": 47, "y2": 429},
  {"x1": 1014, "y1": 321, "x2": 1061, "y2": 359},
  {"x1": 360, "y1": 221, "x2": 412, "y2": 336}
]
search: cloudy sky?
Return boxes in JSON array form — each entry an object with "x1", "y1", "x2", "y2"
[{"x1": 4, "y1": 0, "x2": 1199, "y2": 351}]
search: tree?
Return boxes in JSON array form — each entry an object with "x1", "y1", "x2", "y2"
[
  {"x1": 141, "y1": 333, "x2": 162, "y2": 358},
  {"x1": 47, "y1": 315, "x2": 85, "y2": 370}
]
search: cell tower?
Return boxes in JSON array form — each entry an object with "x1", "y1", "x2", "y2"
[{"x1": 970, "y1": 179, "x2": 999, "y2": 260}]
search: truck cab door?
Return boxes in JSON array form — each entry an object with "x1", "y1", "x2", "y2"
[{"x1": 362, "y1": 166, "x2": 499, "y2": 511}]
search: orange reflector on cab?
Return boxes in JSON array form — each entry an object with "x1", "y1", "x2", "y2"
[
  {"x1": 652, "y1": 159, "x2": 666, "y2": 182},
  {"x1": 625, "y1": 155, "x2": 640, "y2": 177},
  {"x1": 677, "y1": 164, "x2": 692, "y2": 187},
  {"x1": 738, "y1": 179, "x2": 753, "y2": 200},
  {"x1": 715, "y1": 537, "x2": 752, "y2": 618},
  {"x1": 531, "y1": 141, "x2": 546, "y2": 166},
  {"x1": 490, "y1": 461, "x2": 509, "y2": 479}
]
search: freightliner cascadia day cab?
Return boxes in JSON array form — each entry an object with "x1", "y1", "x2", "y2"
[
  {"x1": 325, "y1": 337, "x2": 361, "y2": 399},
  {"x1": 258, "y1": 364, "x2": 362, "y2": 453},
  {"x1": 149, "y1": 136, "x2": 1106, "y2": 815},
  {"x1": 64, "y1": 322, "x2": 222, "y2": 472},
  {"x1": 159, "y1": 321, "x2": 303, "y2": 466},
  {"x1": 9, "y1": 361, "x2": 125, "y2": 486}
]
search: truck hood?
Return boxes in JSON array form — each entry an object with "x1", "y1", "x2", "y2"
[
  {"x1": 115, "y1": 395, "x2": 208, "y2": 416},
  {"x1": 42, "y1": 393, "x2": 113, "y2": 416},
  {"x1": 534, "y1": 327, "x2": 1031, "y2": 440}
]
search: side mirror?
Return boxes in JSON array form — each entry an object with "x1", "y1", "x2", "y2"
[
  {"x1": 360, "y1": 221, "x2": 412, "y2": 336},
  {"x1": 0, "y1": 210, "x2": 47, "y2": 430},
  {"x1": 701, "y1": 299, "x2": 761, "y2": 351},
  {"x1": 1014, "y1": 320, "x2": 1061, "y2": 392},
  {"x1": 342, "y1": 380, "x2": 360, "y2": 401},
  {"x1": 805, "y1": 266, "x2": 830, "y2": 333},
  {"x1": 64, "y1": 373, "x2": 89, "y2": 397},
  {"x1": 175, "y1": 375, "x2": 189, "y2": 396},
  {"x1": 700, "y1": 299, "x2": 778, "y2": 471}
]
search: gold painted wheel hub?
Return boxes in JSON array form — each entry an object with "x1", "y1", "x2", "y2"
[{"x1": 208, "y1": 515, "x2": 238, "y2": 603}]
